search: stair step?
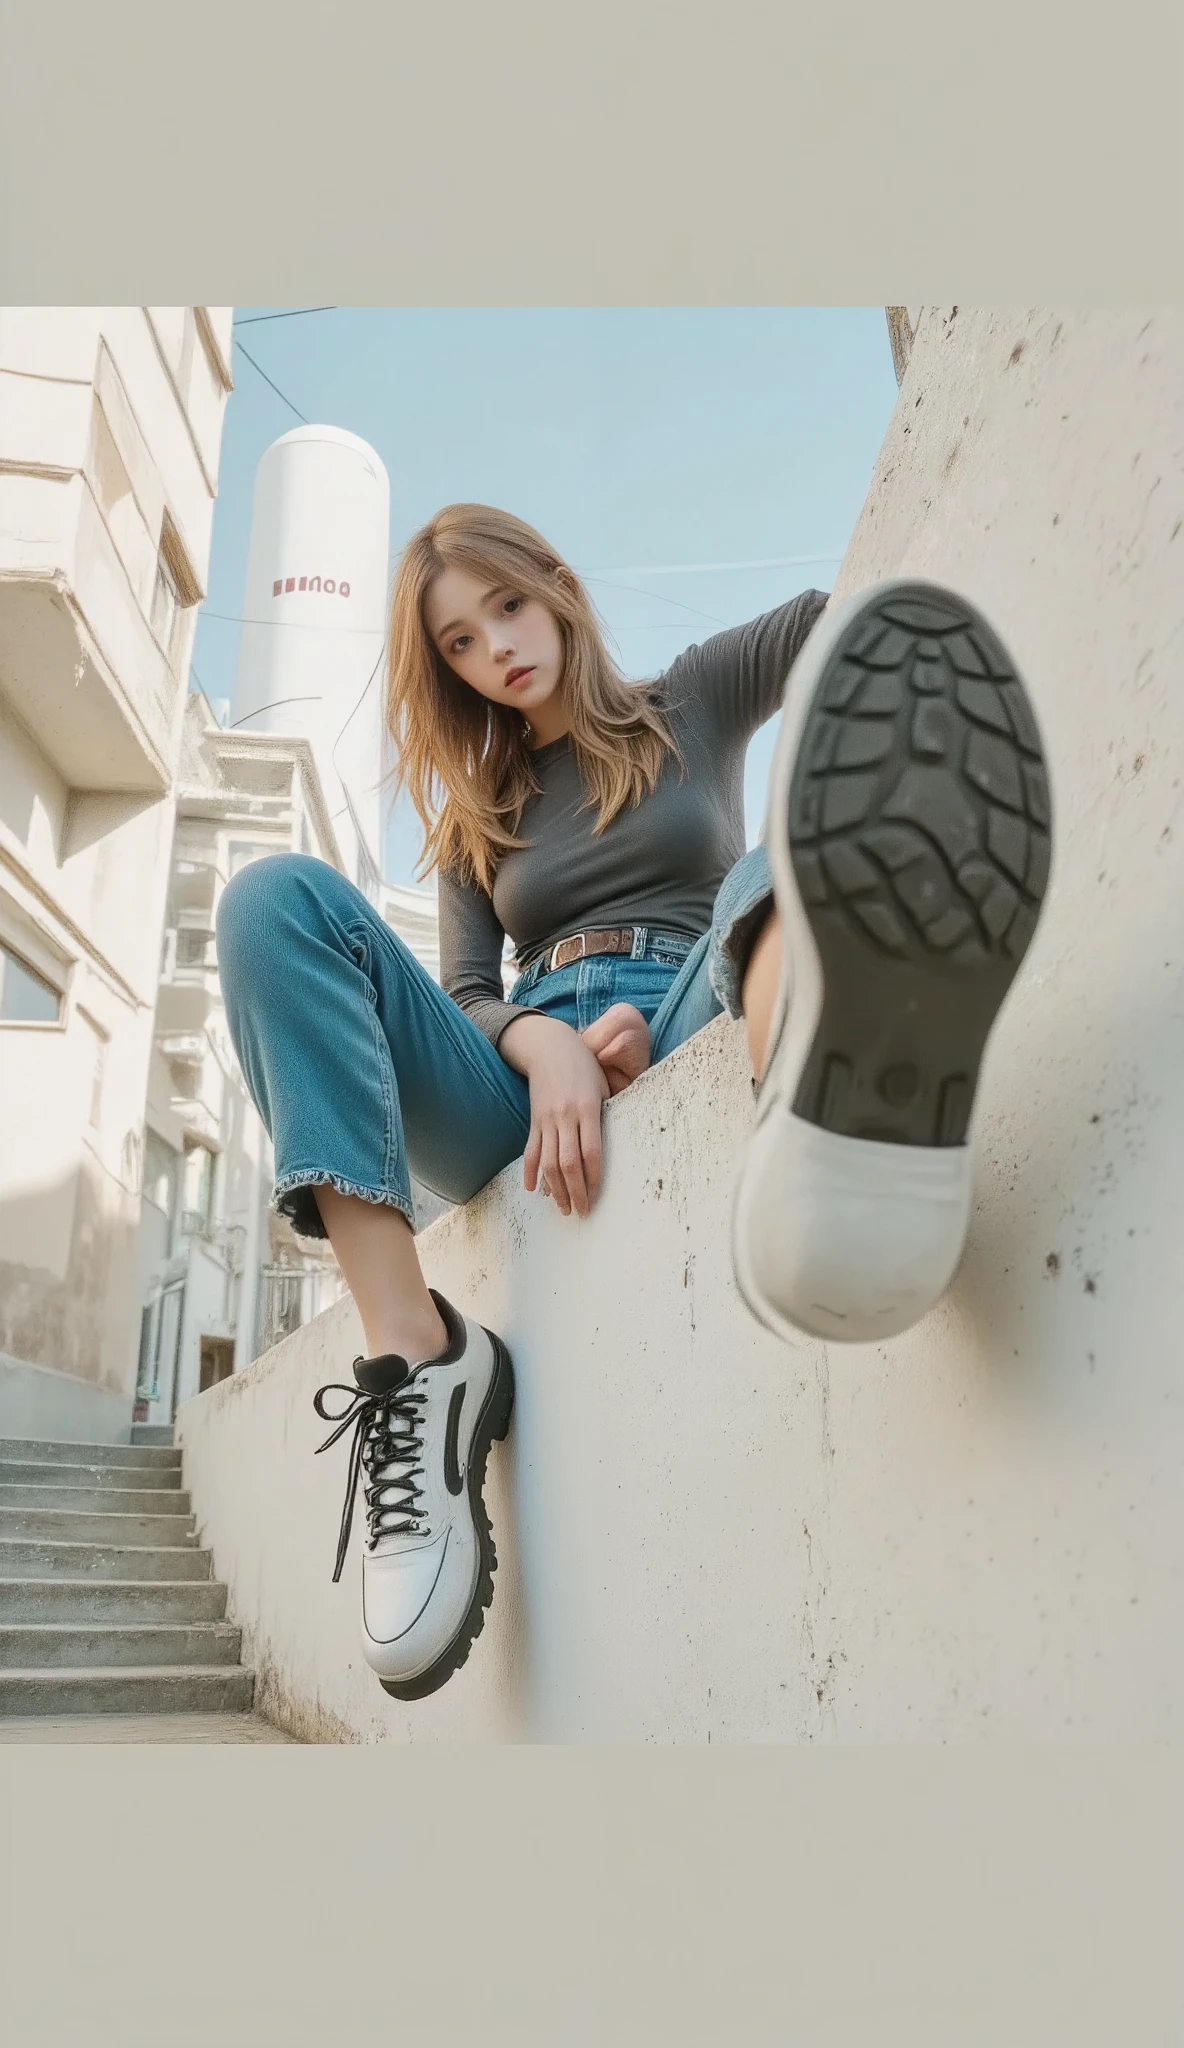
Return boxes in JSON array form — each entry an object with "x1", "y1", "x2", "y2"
[
  {"x1": 0, "y1": 1539, "x2": 212, "y2": 1580},
  {"x1": 0, "y1": 1666, "x2": 256, "y2": 1716},
  {"x1": 0, "y1": 1460, "x2": 183, "y2": 1491},
  {"x1": 0, "y1": 1622, "x2": 242, "y2": 1670},
  {"x1": 0, "y1": 1437, "x2": 181, "y2": 1470},
  {"x1": 0, "y1": 1579, "x2": 228, "y2": 1623},
  {"x1": 0, "y1": 1507, "x2": 196, "y2": 1545},
  {"x1": 0, "y1": 1712, "x2": 293, "y2": 1743},
  {"x1": 131, "y1": 1426, "x2": 175, "y2": 1446},
  {"x1": 0, "y1": 1484, "x2": 191, "y2": 1515}
]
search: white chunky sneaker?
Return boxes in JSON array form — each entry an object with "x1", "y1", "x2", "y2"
[
  {"x1": 313, "y1": 1291, "x2": 514, "y2": 1699},
  {"x1": 733, "y1": 580, "x2": 1053, "y2": 1345}
]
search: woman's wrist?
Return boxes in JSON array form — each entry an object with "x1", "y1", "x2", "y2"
[{"x1": 498, "y1": 1010, "x2": 577, "y2": 1079}]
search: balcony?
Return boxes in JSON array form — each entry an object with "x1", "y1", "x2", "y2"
[
  {"x1": 156, "y1": 978, "x2": 217, "y2": 1040},
  {"x1": 171, "y1": 856, "x2": 224, "y2": 918},
  {"x1": 0, "y1": 476, "x2": 180, "y2": 794}
]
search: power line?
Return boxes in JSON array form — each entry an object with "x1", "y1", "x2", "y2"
[
  {"x1": 198, "y1": 603, "x2": 716, "y2": 634},
  {"x1": 330, "y1": 647, "x2": 386, "y2": 783},
  {"x1": 229, "y1": 696, "x2": 322, "y2": 730},
  {"x1": 199, "y1": 608, "x2": 382, "y2": 634},
  {"x1": 233, "y1": 307, "x2": 338, "y2": 328},
  {"x1": 232, "y1": 337, "x2": 308, "y2": 424},
  {"x1": 582, "y1": 575, "x2": 727, "y2": 628},
  {"x1": 585, "y1": 551, "x2": 843, "y2": 577},
  {"x1": 197, "y1": 550, "x2": 829, "y2": 634}
]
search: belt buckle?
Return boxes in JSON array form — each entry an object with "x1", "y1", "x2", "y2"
[{"x1": 551, "y1": 931, "x2": 587, "y2": 972}]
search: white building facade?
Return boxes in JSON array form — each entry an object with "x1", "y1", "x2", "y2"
[
  {"x1": 136, "y1": 689, "x2": 445, "y2": 1428},
  {"x1": 0, "y1": 308, "x2": 233, "y2": 1442},
  {"x1": 135, "y1": 689, "x2": 355, "y2": 1428}
]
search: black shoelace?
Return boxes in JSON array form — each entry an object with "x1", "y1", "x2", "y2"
[{"x1": 313, "y1": 1378, "x2": 430, "y2": 1582}]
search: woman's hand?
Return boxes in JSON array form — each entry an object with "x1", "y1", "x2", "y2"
[
  {"x1": 498, "y1": 1014, "x2": 610, "y2": 1217},
  {"x1": 581, "y1": 1003, "x2": 652, "y2": 1097}
]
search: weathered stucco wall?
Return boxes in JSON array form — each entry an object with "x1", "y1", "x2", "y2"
[
  {"x1": 0, "y1": 309, "x2": 232, "y2": 1417},
  {"x1": 179, "y1": 309, "x2": 1184, "y2": 1742}
]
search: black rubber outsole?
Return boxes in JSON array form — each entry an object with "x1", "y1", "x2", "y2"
[
  {"x1": 787, "y1": 587, "x2": 1051, "y2": 1148},
  {"x1": 379, "y1": 1331, "x2": 515, "y2": 1703}
]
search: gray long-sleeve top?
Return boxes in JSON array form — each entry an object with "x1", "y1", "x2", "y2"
[{"x1": 437, "y1": 591, "x2": 829, "y2": 1048}]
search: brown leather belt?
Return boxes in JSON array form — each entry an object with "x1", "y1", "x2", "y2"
[{"x1": 545, "y1": 925, "x2": 638, "y2": 973}]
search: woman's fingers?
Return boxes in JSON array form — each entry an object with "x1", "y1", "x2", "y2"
[
  {"x1": 532, "y1": 1106, "x2": 603, "y2": 1216},
  {"x1": 523, "y1": 1121, "x2": 543, "y2": 1193},
  {"x1": 539, "y1": 1123, "x2": 570, "y2": 1216},
  {"x1": 596, "y1": 1030, "x2": 635, "y2": 1072},
  {"x1": 580, "y1": 1103, "x2": 604, "y2": 1202},
  {"x1": 581, "y1": 1002, "x2": 648, "y2": 1060},
  {"x1": 558, "y1": 1121, "x2": 590, "y2": 1217}
]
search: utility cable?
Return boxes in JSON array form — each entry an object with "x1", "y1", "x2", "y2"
[
  {"x1": 232, "y1": 338, "x2": 308, "y2": 424},
  {"x1": 233, "y1": 308, "x2": 338, "y2": 328}
]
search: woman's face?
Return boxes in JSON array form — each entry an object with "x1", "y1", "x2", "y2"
[{"x1": 424, "y1": 564, "x2": 568, "y2": 740}]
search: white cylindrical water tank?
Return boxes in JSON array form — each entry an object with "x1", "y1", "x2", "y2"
[{"x1": 231, "y1": 426, "x2": 390, "y2": 885}]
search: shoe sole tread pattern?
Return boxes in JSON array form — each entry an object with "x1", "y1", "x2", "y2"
[
  {"x1": 379, "y1": 1333, "x2": 515, "y2": 1703},
  {"x1": 787, "y1": 589, "x2": 1051, "y2": 1147}
]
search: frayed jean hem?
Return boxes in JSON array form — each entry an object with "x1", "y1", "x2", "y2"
[{"x1": 272, "y1": 1168, "x2": 416, "y2": 1243}]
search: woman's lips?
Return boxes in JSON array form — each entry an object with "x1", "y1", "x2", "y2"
[{"x1": 505, "y1": 667, "x2": 535, "y2": 689}]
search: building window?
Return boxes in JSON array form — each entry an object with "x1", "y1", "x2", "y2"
[
  {"x1": 228, "y1": 840, "x2": 270, "y2": 878},
  {"x1": 150, "y1": 548, "x2": 181, "y2": 655},
  {"x1": 176, "y1": 928, "x2": 215, "y2": 968},
  {"x1": 143, "y1": 1130, "x2": 181, "y2": 1220},
  {"x1": 0, "y1": 940, "x2": 62, "y2": 1024},
  {"x1": 183, "y1": 1139, "x2": 217, "y2": 1231},
  {"x1": 151, "y1": 513, "x2": 201, "y2": 668}
]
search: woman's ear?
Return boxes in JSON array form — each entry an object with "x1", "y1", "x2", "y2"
[{"x1": 552, "y1": 565, "x2": 578, "y2": 598}]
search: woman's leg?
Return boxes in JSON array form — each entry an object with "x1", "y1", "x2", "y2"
[
  {"x1": 215, "y1": 851, "x2": 531, "y2": 1364},
  {"x1": 312, "y1": 1190, "x2": 447, "y2": 1365},
  {"x1": 738, "y1": 907, "x2": 781, "y2": 1082},
  {"x1": 648, "y1": 844, "x2": 776, "y2": 1069},
  {"x1": 731, "y1": 578, "x2": 1053, "y2": 1348},
  {"x1": 215, "y1": 851, "x2": 530, "y2": 1701}
]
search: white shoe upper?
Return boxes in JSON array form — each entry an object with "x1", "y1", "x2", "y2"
[{"x1": 313, "y1": 1292, "x2": 504, "y2": 1688}]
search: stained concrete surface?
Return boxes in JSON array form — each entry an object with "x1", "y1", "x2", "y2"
[{"x1": 0, "y1": 1712, "x2": 300, "y2": 1742}]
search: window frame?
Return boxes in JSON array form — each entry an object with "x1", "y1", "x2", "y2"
[{"x1": 0, "y1": 935, "x2": 65, "y2": 1028}]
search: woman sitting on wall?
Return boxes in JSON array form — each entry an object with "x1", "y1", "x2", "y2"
[{"x1": 216, "y1": 503, "x2": 1052, "y2": 1702}]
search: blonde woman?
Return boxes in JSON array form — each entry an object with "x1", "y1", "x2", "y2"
[{"x1": 217, "y1": 505, "x2": 1051, "y2": 1701}]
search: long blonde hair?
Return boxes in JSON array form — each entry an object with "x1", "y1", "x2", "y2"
[{"x1": 385, "y1": 504, "x2": 683, "y2": 893}]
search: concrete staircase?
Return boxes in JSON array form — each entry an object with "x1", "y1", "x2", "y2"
[{"x1": 0, "y1": 1433, "x2": 257, "y2": 1719}]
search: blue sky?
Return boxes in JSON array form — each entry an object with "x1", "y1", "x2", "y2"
[{"x1": 193, "y1": 309, "x2": 899, "y2": 886}]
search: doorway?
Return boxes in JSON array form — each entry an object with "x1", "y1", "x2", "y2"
[{"x1": 199, "y1": 1336, "x2": 236, "y2": 1393}]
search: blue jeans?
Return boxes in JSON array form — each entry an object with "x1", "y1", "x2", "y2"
[{"x1": 215, "y1": 846, "x2": 773, "y2": 1241}]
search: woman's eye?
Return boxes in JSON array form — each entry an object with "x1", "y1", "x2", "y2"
[
  {"x1": 451, "y1": 635, "x2": 472, "y2": 654},
  {"x1": 503, "y1": 597, "x2": 523, "y2": 615}
]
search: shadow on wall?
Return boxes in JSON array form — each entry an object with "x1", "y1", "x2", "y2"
[
  {"x1": 62, "y1": 788, "x2": 161, "y2": 862},
  {"x1": 0, "y1": 1154, "x2": 141, "y2": 1391}
]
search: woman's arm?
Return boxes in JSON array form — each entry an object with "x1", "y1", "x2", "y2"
[
  {"x1": 670, "y1": 588, "x2": 830, "y2": 745},
  {"x1": 439, "y1": 865, "x2": 610, "y2": 1217},
  {"x1": 498, "y1": 1011, "x2": 609, "y2": 1217},
  {"x1": 437, "y1": 864, "x2": 540, "y2": 1049}
]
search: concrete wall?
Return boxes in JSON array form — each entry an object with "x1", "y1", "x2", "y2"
[
  {"x1": 0, "y1": 1351, "x2": 133, "y2": 1444},
  {"x1": 179, "y1": 309, "x2": 1184, "y2": 1741}
]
